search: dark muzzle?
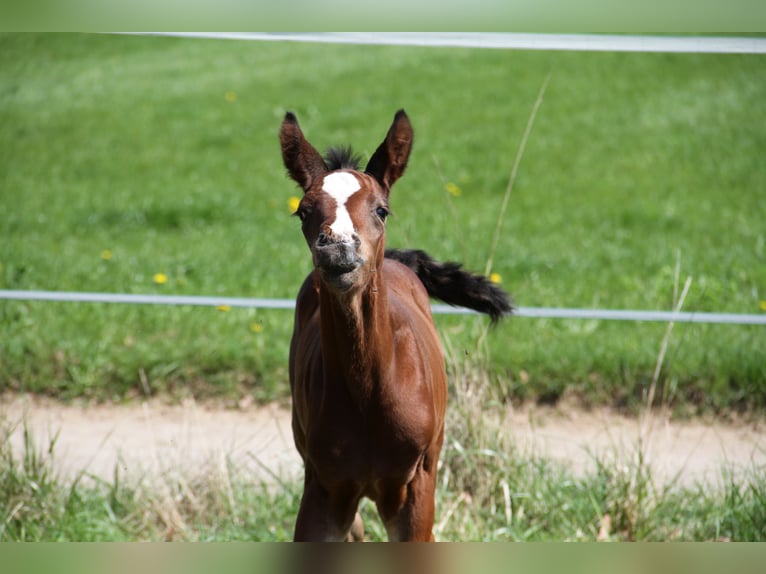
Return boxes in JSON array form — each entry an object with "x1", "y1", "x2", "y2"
[{"x1": 313, "y1": 237, "x2": 364, "y2": 277}]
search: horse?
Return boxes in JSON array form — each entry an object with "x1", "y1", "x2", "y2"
[{"x1": 280, "y1": 109, "x2": 511, "y2": 541}]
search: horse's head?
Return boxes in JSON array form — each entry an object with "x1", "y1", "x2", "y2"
[{"x1": 280, "y1": 110, "x2": 413, "y2": 293}]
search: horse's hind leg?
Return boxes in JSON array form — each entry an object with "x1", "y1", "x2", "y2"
[
  {"x1": 346, "y1": 512, "x2": 364, "y2": 542},
  {"x1": 378, "y1": 459, "x2": 439, "y2": 542},
  {"x1": 294, "y1": 472, "x2": 361, "y2": 542}
]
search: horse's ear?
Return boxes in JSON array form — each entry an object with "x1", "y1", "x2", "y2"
[
  {"x1": 365, "y1": 109, "x2": 413, "y2": 191},
  {"x1": 279, "y1": 112, "x2": 328, "y2": 192}
]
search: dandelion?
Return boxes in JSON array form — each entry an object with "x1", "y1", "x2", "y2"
[
  {"x1": 288, "y1": 196, "x2": 301, "y2": 214},
  {"x1": 250, "y1": 322, "x2": 264, "y2": 334},
  {"x1": 101, "y1": 249, "x2": 113, "y2": 261},
  {"x1": 445, "y1": 182, "x2": 462, "y2": 197},
  {"x1": 217, "y1": 305, "x2": 231, "y2": 312},
  {"x1": 489, "y1": 272, "x2": 502, "y2": 284},
  {"x1": 760, "y1": 300, "x2": 766, "y2": 312},
  {"x1": 153, "y1": 273, "x2": 168, "y2": 285},
  {"x1": 225, "y1": 91, "x2": 237, "y2": 103}
]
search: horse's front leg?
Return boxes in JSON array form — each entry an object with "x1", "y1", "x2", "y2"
[{"x1": 294, "y1": 470, "x2": 362, "y2": 542}]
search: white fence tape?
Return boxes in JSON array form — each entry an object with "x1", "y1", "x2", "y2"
[
  {"x1": 132, "y1": 32, "x2": 766, "y2": 54},
  {"x1": 2, "y1": 290, "x2": 764, "y2": 325}
]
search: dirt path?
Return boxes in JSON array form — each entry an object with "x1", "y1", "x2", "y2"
[
  {"x1": 2, "y1": 395, "x2": 299, "y2": 484},
  {"x1": 506, "y1": 405, "x2": 765, "y2": 486},
  {"x1": 3, "y1": 394, "x2": 764, "y2": 488}
]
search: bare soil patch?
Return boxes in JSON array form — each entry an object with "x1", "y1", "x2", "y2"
[{"x1": 3, "y1": 394, "x2": 764, "y2": 488}]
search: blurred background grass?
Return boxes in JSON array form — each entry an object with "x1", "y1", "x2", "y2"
[{"x1": 1, "y1": 33, "x2": 764, "y2": 413}]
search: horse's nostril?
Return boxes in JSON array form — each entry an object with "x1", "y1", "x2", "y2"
[
  {"x1": 352, "y1": 233, "x2": 361, "y2": 247},
  {"x1": 317, "y1": 232, "x2": 329, "y2": 246}
]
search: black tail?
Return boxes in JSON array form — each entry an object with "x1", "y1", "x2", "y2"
[{"x1": 385, "y1": 249, "x2": 513, "y2": 324}]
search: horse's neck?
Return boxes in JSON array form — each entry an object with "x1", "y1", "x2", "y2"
[{"x1": 318, "y1": 277, "x2": 393, "y2": 404}]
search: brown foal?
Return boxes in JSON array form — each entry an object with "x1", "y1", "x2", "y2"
[{"x1": 281, "y1": 110, "x2": 510, "y2": 541}]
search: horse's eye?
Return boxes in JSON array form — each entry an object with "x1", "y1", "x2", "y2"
[{"x1": 375, "y1": 206, "x2": 389, "y2": 221}]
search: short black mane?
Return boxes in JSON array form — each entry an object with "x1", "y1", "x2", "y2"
[{"x1": 324, "y1": 146, "x2": 363, "y2": 170}]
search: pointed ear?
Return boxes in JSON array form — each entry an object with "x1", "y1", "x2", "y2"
[
  {"x1": 365, "y1": 109, "x2": 414, "y2": 191},
  {"x1": 279, "y1": 112, "x2": 328, "y2": 192}
]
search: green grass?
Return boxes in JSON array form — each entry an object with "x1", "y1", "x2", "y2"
[{"x1": 1, "y1": 33, "x2": 765, "y2": 413}]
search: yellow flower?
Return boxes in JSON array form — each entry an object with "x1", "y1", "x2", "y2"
[
  {"x1": 101, "y1": 249, "x2": 113, "y2": 261},
  {"x1": 225, "y1": 91, "x2": 237, "y2": 103},
  {"x1": 445, "y1": 182, "x2": 462, "y2": 197},
  {"x1": 217, "y1": 305, "x2": 231, "y2": 312},
  {"x1": 760, "y1": 300, "x2": 766, "y2": 312},
  {"x1": 288, "y1": 196, "x2": 301, "y2": 213},
  {"x1": 489, "y1": 272, "x2": 502, "y2": 284},
  {"x1": 250, "y1": 322, "x2": 264, "y2": 334},
  {"x1": 153, "y1": 273, "x2": 168, "y2": 285}
]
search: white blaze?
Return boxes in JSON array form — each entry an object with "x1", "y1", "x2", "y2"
[{"x1": 322, "y1": 172, "x2": 361, "y2": 240}]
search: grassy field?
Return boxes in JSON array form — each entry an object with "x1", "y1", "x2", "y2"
[{"x1": 1, "y1": 33, "x2": 765, "y2": 414}]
